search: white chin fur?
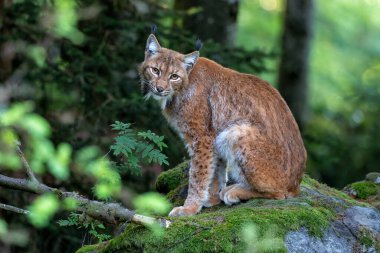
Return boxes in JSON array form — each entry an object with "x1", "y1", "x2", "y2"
[{"x1": 145, "y1": 91, "x2": 172, "y2": 109}]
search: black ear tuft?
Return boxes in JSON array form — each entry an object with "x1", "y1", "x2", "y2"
[
  {"x1": 151, "y1": 24, "x2": 157, "y2": 35},
  {"x1": 195, "y1": 38, "x2": 202, "y2": 51}
]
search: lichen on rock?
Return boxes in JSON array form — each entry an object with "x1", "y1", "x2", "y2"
[{"x1": 76, "y1": 165, "x2": 380, "y2": 253}]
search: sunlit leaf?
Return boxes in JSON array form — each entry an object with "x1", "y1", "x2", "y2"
[
  {"x1": 62, "y1": 197, "x2": 78, "y2": 210},
  {"x1": 47, "y1": 143, "x2": 72, "y2": 180},
  {"x1": 28, "y1": 194, "x2": 59, "y2": 228},
  {"x1": 54, "y1": 0, "x2": 85, "y2": 44},
  {"x1": 23, "y1": 114, "x2": 51, "y2": 137},
  {"x1": 26, "y1": 45, "x2": 46, "y2": 67},
  {"x1": 241, "y1": 223, "x2": 284, "y2": 253},
  {"x1": 48, "y1": 159, "x2": 69, "y2": 180},
  {"x1": 94, "y1": 183, "x2": 112, "y2": 199},
  {"x1": 0, "y1": 128, "x2": 18, "y2": 146},
  {"x1": 0, "y1": 102, "x2": 33, "y2": 126},
  {"x1": 76, "y1": 146, "x2": 100, "y2": 165},
  {"x1": 133, "y1": 192, "x2": 171, "y2": 216},
  {"x1": 0, "y1": 154, "x2": 21, "y2": 170},
  {"x1": 146, "y1": 222, "x2": 165, "y2": 238},
  {"x1": 0, "y1": 219, "x2": 7, "y2": 236}
]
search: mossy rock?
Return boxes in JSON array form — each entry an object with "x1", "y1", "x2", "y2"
[
  {"x1": 343, "y1": 172, "x2": 380, "y2": 210},
  {"x1": 344, "y1": 181, "x2": 379, "y2": 199},
  {"x1": 76, "y1": 165, "x2": 380, "y2": 253},
  {"x1": 156, "y1": 161, "x2": 189, "y2": 194}
]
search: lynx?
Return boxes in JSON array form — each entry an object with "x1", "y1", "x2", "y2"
[{"x1": 139, "y1": 32, "x2": 307, "y2": 217}]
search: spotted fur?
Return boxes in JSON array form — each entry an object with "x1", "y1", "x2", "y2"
[{"x1": 139, "y1": 34, "x2": 307, "y2": 217}]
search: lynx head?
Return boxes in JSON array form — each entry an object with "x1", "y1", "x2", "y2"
[{"x1": 139, "y1": 31, "x2": 201, "y2": 103}]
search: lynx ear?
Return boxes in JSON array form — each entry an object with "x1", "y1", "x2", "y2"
[
  {"x1": 145, "y1": 34, "x2": 161, "y2": 59},
  {"x1": 183, "y1": 51, "x2": 199, "y2": 72}
]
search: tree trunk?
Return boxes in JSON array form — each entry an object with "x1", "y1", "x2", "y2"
[
  {"x1": 0, "y1": 0, "x2": 13, "y2": 81},
  {"x1": 277, "y1": 0, "x2": 314, "y2": 131},
  {"x1": 174, "y1": 0, "x2": 240, "y2": 47}
]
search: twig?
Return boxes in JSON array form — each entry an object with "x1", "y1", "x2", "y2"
[
  {"x1": 0, "y1": 174, "x2": 172, "y2": 228},
  {"x1": 82, "y1": 230, "x2": 88, "y2": 247},
  {"x1": 16, "y1": 144, "x2": 39, "y2": 184},
  {"x1": 0, "y1": 203, "x2": 30, "y2": 215},
  {"x1": 0, "y1": 143, "x2": 173, "y2": 228}
]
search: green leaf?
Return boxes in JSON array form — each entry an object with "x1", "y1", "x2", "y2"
[
  {"x1": 133, "y1": 192, "x2": 171, "y2": 216},
  {"x1": 63, "y1": 197, "x2": 78, "y2": 210},
  {"x1": 0, "y1": 102, "x2": 33, "y2": 126},
  {"x1": 141, "y1": 144, "x2": 154, "y2": 158},
  {"x1": 26, "y1": 45, "x2": 46, "y2": 67},
  {"x1": 54, "y1": 0, "x2": 85, "y2": 44},
  {"x1": 23, "y1": 114, "x2": 51, "y2": 137},
  {"x1": 76, "y1": 146, "x2": 101, "y2": 165},
  {"x1": 47, "y1": 143, "x2": 72, "y2": 180},
  {"x1": 28, "y1": 194, "x2": 59, "y2": 228},
  {"x1": 0, "y1": 219, "x2": 7, "y2": 236}
]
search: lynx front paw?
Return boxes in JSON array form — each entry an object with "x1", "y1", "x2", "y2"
[{"x1": 168, "y1": 205, "x2": 200, "y2": 217}]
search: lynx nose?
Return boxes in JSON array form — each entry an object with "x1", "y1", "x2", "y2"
[{"x1": 156, "y1": 86, "x2": 164, "y2": 93}]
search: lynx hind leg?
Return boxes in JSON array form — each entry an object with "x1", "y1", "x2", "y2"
[
  {"x1": 238, "y1": 135, "x2": 289, "y2": 199},
  {"x1": 215, "y1": 123, "x2": 288, "y2": 205},
  {"x1": 215, "y1": 124, "x2": 257, "y2": 205},
  {"x1": 204, "y1": 158, "x2": 227, "y2": 207},
  {"x1": 220, "y1": 183, "x2": 287, "y2": 205}
]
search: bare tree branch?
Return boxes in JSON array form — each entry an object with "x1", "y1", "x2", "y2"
[
  {"x1": 0, "y1": 146, "x2": 172, "y2": 228},
  {"x1": 0, "y1": 174, "x2": 52, "y2": 194},
  {"x1": 0, "y1": 203, "x2": 30, "y2": 215},
  {"x1": 0, "y1": 173, "x2": 171, "y2": 227},
  {"x1": 16, "y1": 144, "x2": 39, "y2": 184}
]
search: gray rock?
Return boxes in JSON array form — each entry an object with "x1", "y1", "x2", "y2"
[
  {"x1": 365, "y1": 172, "x2": 380, "y2": 184},
  {"x1": 285, "y1": 227, "x2": 354, "y2": 253},
  {"x1": 300, "y1": 186, "x2": 347, "y2": 213},
  {"x1": 343, "y1": 206, "x2": 380, "y2": 235},
  {"x1": 285, "y1": 206, "x2": 380, "y2": 253}
]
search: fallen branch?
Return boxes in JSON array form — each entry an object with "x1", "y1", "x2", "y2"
[
  {"x1": 0, "y1": 147, "x2": 172, "y2": 228},
  {"x1": 0, "y1": 203, "x2": 30, "y2": 215},
  {"x1": 0, "y1": 173, "x2": 171, "y2": 227}
]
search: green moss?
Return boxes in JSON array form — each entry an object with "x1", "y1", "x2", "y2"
[
  {"x1": 79, "y1": 199, "x2": 334, "y2": 253},
  {"x1": 358, "y1": 227, "x2": 378, "y2": 250},
  {"x1": 359, "y1": 234, "x2": 373, "y2": 247},
  {"x1": 77, "y1": 171, "x2": 376, "y2": 253},
  {"x1": 165, "y1": 182, "x2": 187, "y2": 206},
  {"x1": 155, "y1": 161, "x2": 189, "y2": 193},
  {"x1": 349, "y1": 181, "x2": 379, "y2": 199},
  {"x1": 76, "y1": 244, "x2": 105, "y2": 253},
  {"x1": 301, "y1": 175, "x2": 370, "y2": 208}
]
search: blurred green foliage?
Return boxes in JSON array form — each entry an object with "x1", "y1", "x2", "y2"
[
  {"x1": 237, "y1": 0, "x2": 380, "y2": 187},
  {"x1": 2, "y1": 0, "x2": 378, "y2": 251},
  {"x1": 0, "y1": 102, "x2": 169, "y2": 248},
  {"x1": 133, "y1": 192, "x2": 171, "y2": 216},
  {"x1": 242, "y1": 223, "x2": 284, "y2": 253},
  {"x1": 28, "y1": 194, "x2": 60, "y2": 228},
  {"x1": 1, "y1": 0, "x2": 270, "y2": 172},
  {"x1": 133, "y1": 192, "x2": 171, "y2": 237},
  {"x1": 0, "y1": 0, "x2": 269, "y2": 251}
]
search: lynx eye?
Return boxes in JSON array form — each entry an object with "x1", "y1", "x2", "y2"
[
  {"x1": 151, "y1": 67, "x2": 160, "y2": 76},
  {"x1": 170, "y1": 74, "x2": 180, "y2": 81}
]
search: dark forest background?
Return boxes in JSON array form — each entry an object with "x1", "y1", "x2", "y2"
[{"x1": 1, "y1": 0, "x2": 379, "y2": 252}]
